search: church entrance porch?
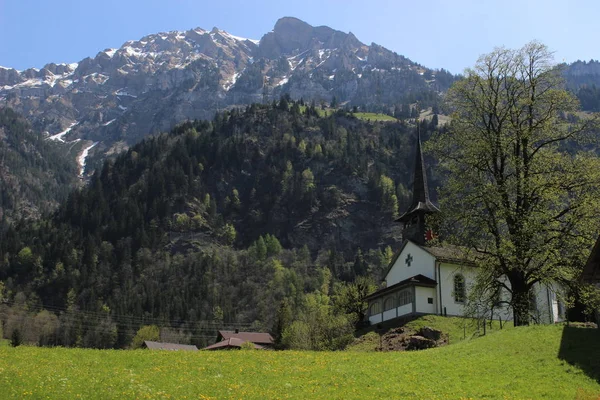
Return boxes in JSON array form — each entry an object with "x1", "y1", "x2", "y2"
[{"x1": 365, "y1": 274, "x2": 437, "y2": 325}]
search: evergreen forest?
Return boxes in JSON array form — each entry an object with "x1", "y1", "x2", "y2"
[
  {"x1": 0, "y1": 108, "x2": 79, "y2": 226},
  {"x1": 0, "y1": 100, "x2": 442, "y2": 349}
]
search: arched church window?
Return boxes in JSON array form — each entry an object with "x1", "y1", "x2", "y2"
[
  {"x1": 398, "y1": 289, "x2": 411, "y2": 306},
  {"x1": 369, "y1": 302, "x2": 381, "y2": 316},
  {"x1": 454, "y1": 274, "x2": 466, "y2": 303},
  {"x1": 384, "y1": 296, "x2": 396, "y2": 311}
]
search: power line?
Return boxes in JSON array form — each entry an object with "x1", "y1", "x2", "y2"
[
  {"x1": 1, "y1": 300, "x2": 263, "y2": 344},
  {"x1": 1, "y1": 299, "x2": 254, "y2": 331}
]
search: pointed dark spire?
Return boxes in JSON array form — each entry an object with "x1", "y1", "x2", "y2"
[
  {"x1": 397, "y1": 123, "x2": 439, "y2": 223},
  {"x1": 412, "y1": 125, "x2": 430, "y2": 206}
]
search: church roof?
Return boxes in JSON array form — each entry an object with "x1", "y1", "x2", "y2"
[
  {"x1": 365, "y1": 274, "x2": 437, "y2": 301},
  {"x1": 421, "y1": 245, "x2": 476, "y2": 265},
  {"x1": 396, "y1": 126, "x2": 439, "y2": 222}
]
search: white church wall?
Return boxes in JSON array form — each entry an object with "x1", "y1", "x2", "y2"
[
  {"x1": 439, "y1": 262, "x2": 477, "y2": 316},
  {"x1": 396, "y1": 303, "x2": 412, "y2": 318},
  {"x1": 383, "y1": 309, "x2": 396, "y2": 321},
  {"x1": 550, "y1": 283, "x2": 566, "y2": 323},
  {"x1": 381, "y1": 303, "x2": 414, "y2": 322},
  {"x1": 491, "y1": 277, "x2": 514, "y2": 323},
  {"x1": 386, "y1": 241, "x2": 436, "y2": 286},
  {"x1": 486, "y1": 282, "x2": 562, "y2": 325},
  {"x1": 531, "y1": 282, "x2": 564, "y2": 324},
  {"x1": 435, "y1": 266, "x2": 559, "y2": 324},
  {"x1": 369, "y1": 303, "x2": 414, "y2": 325},
  {"x1": 369, "y1": 313, "x2": 383, "y2": 325},
  {"x1": 415, "y1": 286, "x2": 436, "y2": 314}
]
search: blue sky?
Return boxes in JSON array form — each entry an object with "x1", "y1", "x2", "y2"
[{"x1": 1, "y1": 0, "x2": 597, "y2": 74}]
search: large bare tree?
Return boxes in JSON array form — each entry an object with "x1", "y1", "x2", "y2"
[{"x1": 429, "y1": 42, "x2": 600, "y2": 325}]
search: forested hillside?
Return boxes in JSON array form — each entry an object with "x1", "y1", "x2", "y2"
[
  {"x1": 0, "y1": 108, "x2": 79, "y2": 226},
  {"x1": 563, "y1": 60, "x2": 600, "y2": 111},
  {"x1": 0, "y1": 100, "x2": 441, "y2": 348}
]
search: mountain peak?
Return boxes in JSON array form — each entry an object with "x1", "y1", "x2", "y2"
[
  {"x1": 258, "y1": 17, "x2": 363, "y2": 59},
  {"x1": 273, "y1": 16, "x2": 312, "y2": 33},
  {"x1": 0, "y1": 17, "x2": 454, "y2": 160}
]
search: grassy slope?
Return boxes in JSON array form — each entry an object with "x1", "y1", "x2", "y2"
[
  {"x1": 352, "y1": 112, "x2": 397, "y2": 122},
  {"x1": 419, "y1": 108, "x2": 451, "y2": 125},
  {"x1": 405, "y1": 315, "x2": 513, "y2": 342},
  {"x1": 298, "y1": 105, "x2": 397, "y2": 121},
  {"x1": 0, "y1": 324, "x2": 598, "y2": 399},
  {"x1": 349, "y1": 315, "x2": 513, "y2": 352}
]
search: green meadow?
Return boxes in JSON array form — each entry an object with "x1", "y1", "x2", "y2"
[
  {"x1": 0, "y1": 324, "x2": 598, "y2": 399},
  {"x1": 296, "y1": 105, "x2": 398, "y2": 121},
  {"x1": 352, "y1": 112, "x2": 398, "y2": 122}
]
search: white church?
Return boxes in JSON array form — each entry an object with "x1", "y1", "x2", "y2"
[{"x1": 365, "y1": 130, "x2": 565, "y2": 326}]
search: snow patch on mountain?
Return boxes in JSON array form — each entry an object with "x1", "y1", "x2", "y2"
[
  {"x1": 276, "y1": 76, "x2": 289, "y2": 87},
  {"x1": 47, "y1": 121, "x2": 78, "y2": 142},
  {"x1": 123, "y1": 46, "x2": 144, "y2": 58},
  {"x1": 223, "y1": 72, "x2": 241, "y2": 91},
  {"x1": 115, "y1": 89, "x2": 137, "y2": 98},
  {"x1": 78, "y1": 142, "x2": 99, "y2": 177},
  {"x1": 82, "y1": 73, "x2": 110, "y2": 85},
  {"x1": 224, "y1": 32, "x2": 259, "y2": 45}
]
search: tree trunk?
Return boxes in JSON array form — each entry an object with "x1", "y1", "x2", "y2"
[{"x1": 512, "y1": 289, "x2": 531, "y2": 326}]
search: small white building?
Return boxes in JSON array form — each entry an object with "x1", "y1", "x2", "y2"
[{"x1": 365, "y1": 129, "x2": 564, "y2": 326}]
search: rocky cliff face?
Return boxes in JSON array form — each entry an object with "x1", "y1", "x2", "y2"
[{"x1": 0, "y1": 17, "x2": 453, "y2": 169}]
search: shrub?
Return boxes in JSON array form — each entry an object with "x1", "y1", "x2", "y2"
[
  {"x1": 131, "y1": 325, "x2": 159, "y2": 349},
  {"x1": 240, "y1": 341, "x2": 256, "y2": 350},
  {"x1": 11, "y1": 329, "x2": 22, "y2": 347}
]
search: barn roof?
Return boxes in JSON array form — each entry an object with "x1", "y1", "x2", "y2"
[
  {"x1": 217, "y1": 331, "x2": 274, "y2": 344},
  {"x1": 143, "y1": 341, "x2": 198, "y2": 351},
  {"x1": 204, "y1": 338, "x2": 266, "y2": 350}
]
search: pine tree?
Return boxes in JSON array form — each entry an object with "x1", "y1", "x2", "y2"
[{"x1": 11, "y1": 328, "x2": 22, "y2": 347}]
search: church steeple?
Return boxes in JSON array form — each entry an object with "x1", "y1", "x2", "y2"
[{"x1": 397, "y1": 124, "x2": 439, "y2": 244}]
